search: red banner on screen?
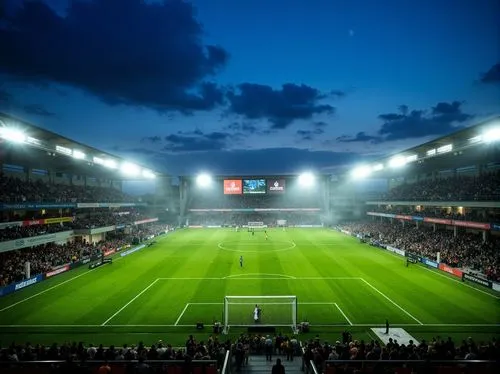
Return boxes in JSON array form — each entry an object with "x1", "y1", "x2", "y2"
[
  {"x1": 223, "y1": 179, "x2": 242, "y2": 194},
  {"x1": 439, "y1": 263, "x2": 463, "y2": 278},
  {"x1": 423, "y1": 217, "x2": 452, "y2": 225},
  {"x1": 452, "y1": 220, "x2": 490, "y2": 230}
]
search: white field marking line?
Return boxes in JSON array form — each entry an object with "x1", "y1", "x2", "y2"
[
  {"x1": 174, "y1": 303, "x2": 190, "y2": 326},
  {"x1": 101, "y1": 279, "x2": 159, "y2": 326},
  {"x1": 419, "y1": 265, "x2": 500, "y2": 300},
  {"x1": 1, "y1": 323, "x2": 499, "y2": 328},
  {"x1": 189, "y1": 302, "x2": 338, "y2": 305},
  {"x1": 156, "y1": 276, "x2": 360, "y2": 280},
  {"x1": 360, "y1": 278, "x2": 423, "y2": 325},
  {"x1": 0, "y1": 255, "x2": 127, "y2": 313},
  {"x1": 0, "y1": 265, "x2": 106, "y2": 313},
  {"x1": 224, "y1": 273, "x2": 297, "y2": 279},
  {"x1": 334, "y1": 303, "x2": 353, "y2": 326}
]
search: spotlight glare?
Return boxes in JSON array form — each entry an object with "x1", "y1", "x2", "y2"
[
  {"x1": 196, "y1": 173, "x2": 212, "y2": 187},
  {"x1": 298, "y1": 172, "x2": 315, "y2": 187},
  {"x1": 0, "y1": 128, "x2": 26, "y2": 143},
  {"x1": 352, "y1": 165, "x2": 372, "y2": 179}
]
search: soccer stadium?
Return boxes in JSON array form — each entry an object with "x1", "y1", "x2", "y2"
[{"x1": 0, "y1": 112, "x2": 499, "y2": 373}]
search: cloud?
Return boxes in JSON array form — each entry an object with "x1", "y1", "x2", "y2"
[
  {"x1": 479, "y1": 63, "x2": 500, "y2": 84},
  {"x1": 296, "y1": 127, "x2": 325, "y2": 141},
  {"x1": 23, "y1": 104, "x2": 56, "y2": 117},
  {"x1": 337, "y1": 131, "x2": 382, "y2": 143},
  {"x1": 339, "y1": 101, "x2": 473, "y2": 143},
  {"x1": 225, "y1": 121, "x2": 259, "y2": 134},
  {"x1": 378, "y1": 101, "x2": 472, "y2": 140},
  {"x1": 0, "y1": 0, "x2": 229, "y2": 112},
  {"x1": 313, "y1": 121, "x2": 329, "y2": 128},
  {"x1": 118, "y1": 146, "x2": 361, "y2": 175},
  {"x1": 163, "y1": 130, "x2": 234, "y2": 152},
  {"x1": 141, "y1": 135, "x2": 162, "y2": 143},
  {"x1": 226, "y1": 83, "x2": 336, "y2": 129}
]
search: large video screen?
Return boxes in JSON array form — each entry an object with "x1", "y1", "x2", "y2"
[
  {"x1": 243, "y1": 179, "x2": 267, "y2": 194},
  {"x1": 223, "y1": 179, "x2": 242, "y2": 194},
  {"x1": 267, "y1": 179, "x2": 286, "y2": 193}
]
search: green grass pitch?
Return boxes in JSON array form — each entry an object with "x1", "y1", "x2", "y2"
[{"x1": 0, "y1": 228, "x2": 498, "y2": 346}]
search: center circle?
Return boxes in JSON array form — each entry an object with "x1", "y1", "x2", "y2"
[{"x1": 217, "y1": 240, "x2": 296, "y2": 253}]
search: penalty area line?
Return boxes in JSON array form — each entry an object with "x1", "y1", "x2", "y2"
[
  {"x1": 334, "y1": 303, "x2": 353, "y2": 326},
  {"x1": 101, "y1": 279, "x2": 159, "y2": 326},
  {"x1": 360, "y1": 278, "x2": 423, "y2": 325},
  {"x1": 175, "y1": 303, "x2": 190, "y2": 326}
]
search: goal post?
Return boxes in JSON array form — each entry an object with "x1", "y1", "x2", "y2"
[
  {"x1": 223, "y1": 295, "x2": 298, "y2": 334},
  {"x1": 246, "y1": 222, "x2": 267, "y2": 231}
]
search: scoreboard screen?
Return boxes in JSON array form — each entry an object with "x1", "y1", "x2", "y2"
[{"x1": 243, "y1": 179, "x2": 266, "y2": 194}]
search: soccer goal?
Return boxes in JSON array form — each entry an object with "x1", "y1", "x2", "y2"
[
  {"x1": 246, "y1": 221, "x2": 267, "y2": 231},
  {"x1": 223, "y1": 295, "x2": 298, "y2": 334}
]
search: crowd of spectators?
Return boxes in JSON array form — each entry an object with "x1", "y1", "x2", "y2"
[
  {"x1": 340, "y1": 221, "x2": 499, "y2": 280},
  {"x1": 0, "y1": 222, "x2": 166, "y2": 287},
  {"x1": 0, "y1": 223, "x2": 74, "y2": 241},
  {"x1": 0, "y1": 335, "x2": 229, "y2": 372},
  {"x1": 304, "y1": 335, "x2": 499, "y2": 370},
  {"x1": 0, "y1": 210, "x2": 156, "y2": 242},
  {"x1": 0, "y1": 174, "x2": 136, "y2": 203},
  {"x1": 368, "y1": 206, "x2": 500, "y2": 223},
  {"x1": 0, "y1": 238, "x2": 127, "y2": 286},
  {"x1": 188, "y1": 213, "x2": 322, "y2": 227},
  {"x1": 380, "y1": 172, "x2": 500, "y2": 201},
  {"x1": 191, "y1": 193, "x2": 322, "y2": 209}
]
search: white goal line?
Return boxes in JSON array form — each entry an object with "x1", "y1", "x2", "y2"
[{"x1": 1, "y1": 323, "x2": 499, "y2": 328}]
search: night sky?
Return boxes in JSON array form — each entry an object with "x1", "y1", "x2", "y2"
[{"x1": 0, "y1": 0, "x2": 499, "y2": 176}]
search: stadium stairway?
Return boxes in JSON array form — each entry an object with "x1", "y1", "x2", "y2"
[{"x1": 241, "y1": 354, "x2": 303, "y2": 374}]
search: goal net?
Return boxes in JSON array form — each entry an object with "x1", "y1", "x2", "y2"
[
  {"x1": 223, "y1": 295, "x2": 298, "y2": 334},
  {"x1": 246, "y1": 221, "x2": 267, "y2": 231}
]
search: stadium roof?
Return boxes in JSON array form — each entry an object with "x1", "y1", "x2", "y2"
[
  {"x1": 0, "y1": 112, "x2": 166, "y2": 180},
  {"x1": 351, "y1": 116, "x2": 500, "y2": 179}
]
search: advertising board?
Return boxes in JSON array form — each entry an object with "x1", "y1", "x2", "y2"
[{"x1": 223, "y1": 179, "x2": 242, "y2": 194}]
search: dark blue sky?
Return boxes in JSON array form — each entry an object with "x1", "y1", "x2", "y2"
[{"x1": 0, "y1": 0, "x2": 499, "y2": 175}]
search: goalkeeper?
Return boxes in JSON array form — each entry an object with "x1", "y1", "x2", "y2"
[{"x1": 253, "y1": 304, "x2": 262, "y2": 323}]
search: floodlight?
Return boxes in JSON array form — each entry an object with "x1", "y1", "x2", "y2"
[
  {"x1": 351, "y1": 165, "x2": 372, "y2": 179},
  {"x1": 142, "y1": 169, "x2": 156, "y2": 179},
  {"x1": 437, "y1": 144, "x2": 452, "y2": 153},
  {"x1": 372, "y1": 163, "x2": 384, "y2": 171},
  {"x1": 121, "y1": 162, "x2": 140, "y2": 176},
  {"x1": 298, "y1": 172, "x2": 315, "y2": 187},
  {"x1": 56, "y1": 145, "x2": 72, "y2": 155},
  {"x1": 468, "y1": 135, "x2": 482, "y2": 144},
  {"x1": 405, "y1": 154, "x2": 417, "y2": 163},
  {"x1": 427, "y1": 149, "x2": 436, "y2": 156},
  {"x1": 0, "y1": 128, "x2": 26, "y2": 143},
  {"x1": 73, "y1": 150, "x2": 86, "y2": 160},
  {"x1": 196, "y1": 173, "x2": 212, "y2": 187},
  {"x1": 104, "y1": 159, "x2": 118, "y2": 169},
  {"x1": 483, "y1": 127, "x2": 500, "y2": 143},
  {"x1": 389, "y1": 156, "x2": 406, "y2": 168},
  {"x1": 93, "y1": 157, "x2": 105, "y2": 165}
]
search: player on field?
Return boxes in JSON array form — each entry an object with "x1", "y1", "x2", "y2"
[{"x1": 240, "y1": 255, "x2": 243, "y2": 267}]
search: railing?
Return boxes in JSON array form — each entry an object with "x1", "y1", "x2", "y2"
[
  {"x1": 221, "y1": 348, "x2": 232, "y2": 374},
  {"x1": 0, "y1": 359, "x2": 218, "y2": 374},
  {"x1": 323, "y1": 359, "x2": 499, "y2": 374}
]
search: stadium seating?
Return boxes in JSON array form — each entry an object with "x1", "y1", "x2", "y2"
[
  {"x1": 0, "y1": 174, "x2": 136, "y2": 203},
  {"x1": 340, "y1": 221, "x2": 499, "y2": 281},
  {"x1": 379, "y1": 171, "x2": 500, "y2": 201}
]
